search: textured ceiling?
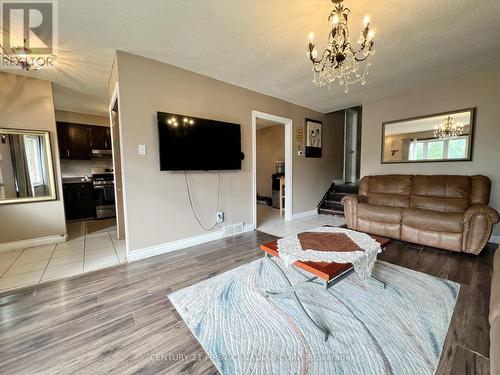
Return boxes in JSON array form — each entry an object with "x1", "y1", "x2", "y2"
[{"x1": 2, "y1": 0, "x2": 500, "y2": 115}]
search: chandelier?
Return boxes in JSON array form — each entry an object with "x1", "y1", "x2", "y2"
[
  {"x1": 307, "y1": 0, "x2": 375, "y2": 92},
  {"x1": 0, "y1": 39, "x2": 52, "y2": 71},
  {"x1": 434, "y1": 116, "x2": 464, "y2": 140}
]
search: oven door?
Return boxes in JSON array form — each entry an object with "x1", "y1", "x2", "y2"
[{"x1": 94, "y1": 184, "x2": 116, "y2": 219}]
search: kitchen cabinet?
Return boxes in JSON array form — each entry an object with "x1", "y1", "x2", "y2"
[
  {"x1": 62, "y1": 182, "x2": 95, "y2": 220},
  {"x1": 90, "y1": 126, "x2": 111, "y2": 150},
  {"x1": 57, "y1": 122, "x2": 111, "y2": 160}
]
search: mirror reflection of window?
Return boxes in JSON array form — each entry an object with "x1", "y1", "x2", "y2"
[
  {"x1": 382, "y1": 109, "x2": 474, "y2": 163},
  {"x1": 408, "y1": 136, "x2": 468, "y2": 161},
  {"x1": 0, "y1": 129, "x2": 55, "y2": 204}
]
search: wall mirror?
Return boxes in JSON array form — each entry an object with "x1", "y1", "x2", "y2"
[
  {"x1": 382, "y1": 108, "x2": 475, "y2": 163},
  {"x1": 0, "y1": 129, "x2": 56, "y2": 204}
]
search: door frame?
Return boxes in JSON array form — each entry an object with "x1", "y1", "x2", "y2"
[
  {"x1": 251, "y1": 110, "x2": 293, "y2": 229},
  {"x1": 109, "y1": 82, "x2": 130, "y2": 255}
]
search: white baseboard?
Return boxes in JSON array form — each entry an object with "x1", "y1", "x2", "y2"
[
  {"x1": 291, "y1": 209, "x2": 318, "y2": 220},
  {"x1": 127, "y1": 223, "x2": 254, "y2": 262},
  {"x1": 0, "y1": 234, "x2": 67, "y2": 253},
  {"x1": 490, "y1": 235, "x2": 500, "y2": 244}
]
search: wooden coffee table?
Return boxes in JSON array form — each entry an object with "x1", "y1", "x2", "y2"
[{"x1": 259, "y1": 231, "x2": 391, "y2": 340}]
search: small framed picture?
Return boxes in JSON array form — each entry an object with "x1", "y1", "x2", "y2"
[{"x1": 305, "y1": 119, "x2": 322, "y2": 158}]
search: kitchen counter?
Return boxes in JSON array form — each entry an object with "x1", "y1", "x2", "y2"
[{"x1": 62, "y1": 177, "x2": 93, "y2": 184}]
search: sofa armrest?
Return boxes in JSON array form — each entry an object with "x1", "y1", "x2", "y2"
[
  {"x1": 462, "y1": 205, "x2": 500, "y2": 254},
  {"x1": 341, "y1": 195, "x2": 362, "y2": 230}
]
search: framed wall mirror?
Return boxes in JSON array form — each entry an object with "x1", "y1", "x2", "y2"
[
  {"x1": 382, "y1": 108, "x2": 475, "y2": 164},
  {"x1": 0, "y1": 129, "x2": 57, "y2": 204}
]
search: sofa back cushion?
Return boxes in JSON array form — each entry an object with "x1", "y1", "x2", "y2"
[
  {"x1": 359, "y1": 174, "x2": 491, "y2": 212},
  {"x1": 359, "y1": 175, "x2": 412, "y2": 208},
  {"x1": 410, "y1": 175, "x2": 470, "y2": 213},
  {"x1": 470, "y1": 175, "x2": 491, "y2": 205}
]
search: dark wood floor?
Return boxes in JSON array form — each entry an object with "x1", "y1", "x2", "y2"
[{"x1": 0, "y1": 231, "x2": 495, "y2": 375}]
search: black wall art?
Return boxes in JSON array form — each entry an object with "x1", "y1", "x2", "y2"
[{"x1": 305, "y1": 119, "x2": 322, "y2": 158}]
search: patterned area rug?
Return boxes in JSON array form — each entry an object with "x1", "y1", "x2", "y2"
[{"x1": 168, "y1": 258, "x2": 459, "y2": 375}]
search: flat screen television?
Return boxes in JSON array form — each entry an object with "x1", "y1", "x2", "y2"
[{"x1": 157, "y1": 112, "x2": 242, "y2": 171}]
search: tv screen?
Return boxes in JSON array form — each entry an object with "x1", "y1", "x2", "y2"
[{"x1": 157, "y1": 112, "x2": 242, "y2": 171}]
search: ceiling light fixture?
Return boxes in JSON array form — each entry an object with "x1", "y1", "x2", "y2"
[
  {"x1": 307, "y1": 0, "x2": 375, "y2": 92},
  {"x1": 434, "y1": 116, "x2": 464, "y2": 140},
  {"x1": 1, "y1": 38, "x2": 54, "y2": 71}
]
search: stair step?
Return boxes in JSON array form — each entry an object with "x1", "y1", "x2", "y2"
[
  {"x1": 328, "y1": 192, "x2": 346, "y2": 202},
  {"x1": 322, "y1": 200, "x2": 344, "y2": 211},
  {"x1": 334, "y1": 184, "x2": 359, "y2": 194},
  {"x1": 319, "y1": 208, "x2": 344, "y2": 216}
]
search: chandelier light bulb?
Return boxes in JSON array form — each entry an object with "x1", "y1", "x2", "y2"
[
  {"x1": 308, "y1": 32, "x2": 315, "y2": 43},
  {"x1": 363, "y1": 15, "x2": 370, "y2": 27},
  {"x1": 332, "y1": 14, "x2": 340, "y2": 28}
]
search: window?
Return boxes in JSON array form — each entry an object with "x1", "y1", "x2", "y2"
[
  {"x1": 408, "y1": 136, "x2": 468, "y2": 161},
  {"x1": 448, "y1": 138, "x2": 467, "y2": 159},
  {"x1": 24, "y1": 135, "x2": 45, "y2": 186}
]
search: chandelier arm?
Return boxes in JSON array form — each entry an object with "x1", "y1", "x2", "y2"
[{"x1": 309, "y1": 48, "x2": 332, "y2": 66}]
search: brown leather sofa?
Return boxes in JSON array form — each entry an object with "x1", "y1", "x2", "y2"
[
  {"x1": 342, "y1": 175, "x2": 499, "y2": 254},
  {"x1": 491, "y1": 246, "x2": 500, "y2": 375}
]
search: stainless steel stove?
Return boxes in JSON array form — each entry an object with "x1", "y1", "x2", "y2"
[{"x1": 92, "y1": 167, "x2": 116, "y2": 219}]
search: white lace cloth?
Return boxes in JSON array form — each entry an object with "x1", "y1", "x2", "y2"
[{"x1": 277, "y1": 227, "x2": 382, "y2": 282}]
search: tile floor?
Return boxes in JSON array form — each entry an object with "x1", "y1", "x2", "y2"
[
  {"x1": 0, "y1": 219, "x2": 126, "y2": 293},
  {"x1": 256, "y1": 204, "x2": 345, "y2": 237}
]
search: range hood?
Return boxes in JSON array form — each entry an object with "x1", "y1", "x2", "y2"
[{"x1": 91, "y1": 149, "x2": 112, "y2": 158}]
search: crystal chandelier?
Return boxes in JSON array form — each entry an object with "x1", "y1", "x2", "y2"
[
  {"x1": 434, "y1": 116, "x2": 464, "y2": 140},
  {"x1": 0, "y1": 39, "x2": 52, "y2": 71},
  {"x1": 307, "y1": 0, "x2": 375, "y2": 92}
]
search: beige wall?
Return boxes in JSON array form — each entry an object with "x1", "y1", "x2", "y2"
[
  {"x1": 0, "y1": 72, "x2": 66, "y2": 244},
  {"x1": 113, "y1": 51, "x2": 343, "y2": 251},
  {"x1": 55, "y1": 110, "x2": 109, "y2": 127},
  {"x1": 256, "y1": 124, "x2": 284, "y2": 198},
  {"x1": 361, "y1": 68, "x2": 500, "y2": 236}
]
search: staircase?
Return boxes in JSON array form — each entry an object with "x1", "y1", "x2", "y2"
[{"x1": 317, "y1": 182, "x2": 359, "y2": 216}]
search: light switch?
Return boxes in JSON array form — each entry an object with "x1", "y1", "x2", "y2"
[{"x1": 138, "y1": 144, "x2": 147, "y2": 155}]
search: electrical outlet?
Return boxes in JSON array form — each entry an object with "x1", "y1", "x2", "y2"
[{"x1": 216, "y1": 210, "x2": 224, "y2": 224}]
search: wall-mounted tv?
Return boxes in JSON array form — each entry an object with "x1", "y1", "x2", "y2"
[{"x1": 157, "y1": 112, "x2": 242, "y2": 171}]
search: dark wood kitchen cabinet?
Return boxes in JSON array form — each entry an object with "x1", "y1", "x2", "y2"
[
  {"x1": 62, "y1": 182, "x2": 95, "y2": 220},
  {"x1": 90, "y1": 126, "x2": 111, "y2": 150},
  {"x1": 57, "y1": 122, "x2": 111, "y2": 160}
]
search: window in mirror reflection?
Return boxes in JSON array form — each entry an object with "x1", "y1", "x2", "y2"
[
  {"x1": 382, "y1": 109, "x2": 474, "y2": 163},
  {"x1": 0, "y1": 130, "x2": 55, "y2": 203}
]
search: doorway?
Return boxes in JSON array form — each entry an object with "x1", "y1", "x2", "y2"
[
  {"x1": 344, "y1": 107, "x2": 362, "y2": 184},
  {"x1": 109, "y1": 84, "x2": 127, "y2": 245},
  {"x1": 252, "y1": 111, "x2": 292, "y2": 230}
]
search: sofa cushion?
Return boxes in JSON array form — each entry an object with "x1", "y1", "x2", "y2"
[
  {"x1": 357, "y1": 203, "x2": 403, "y2": 239},
  {"x1": 412, "y1": 175, "x2": 470, "y2": 198},
  {"x1": 366, "y1": 194, "x2": 410, "y2": 208},
  {"x1": 366, "y1": 175, "x2": 413, "y2": 195},
  {"x1": 410, "y1": 175, "x2": 470, "y2": 213},
  {"x1": 401, "y1": 225, "x2": 463, "y2": 252},
  {"x1": 471, "y1": 175, "x2": 491, "y2": 205},
  {"x1": 358, "y1": 203, "x2": 403, "y2": 224},
  {"x1": 402, "y1": 208, "x2": 463, "y2": 233},
  {"x1": 410, "y1": 195, "x2": 469, "y2": 213}
]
